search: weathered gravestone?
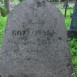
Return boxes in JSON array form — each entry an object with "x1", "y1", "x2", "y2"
[{"x1": 0, "y1": 0, "x2": 73, "y2": 77}]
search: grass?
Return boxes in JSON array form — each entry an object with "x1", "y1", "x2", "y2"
[
  {"x1": 61, "y1": 8, "x2": 74, "y2": 29},
  {"x1": 0, "y1": 5, "x2": 77, "y2": 76},
  {"x1": 60, "y1": 8, "x2": 77, "y2": 76},
  {"x1": 69, "y1": 38, "x2": 77, "y2": 75},
  {"x1": 0, "y1": 16, "x2": 7, "y2": 47}
]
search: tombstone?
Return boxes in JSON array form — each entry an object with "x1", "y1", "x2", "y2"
[
  {"x1": 68, "y1": 0, "x2": 77, "y2": 38},
  {"x1": 0, "y1": 0, "x2": 73, "y2": 77}
]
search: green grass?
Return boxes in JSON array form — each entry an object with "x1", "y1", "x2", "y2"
[
  {"x1": 60, "y1": 8, "x2": 77, "y2": 76},
  {"x1": 0, "y1": 6, "x2": 77, "y2": 76},
  {"x1": 69, "y1": 38, "x2": 77, "y2": 76},
  {"x1": 0, "y1": 16, "x2": 7, "y2": 47},
  {"x1": 61, "y1": 8, "x2": 73, "y2": 29}
]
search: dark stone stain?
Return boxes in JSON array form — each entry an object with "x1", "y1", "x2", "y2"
[
  {"x1": 67, "y1": 63, "x2": 70, "y2": 67},
  {"x1": 58, "y1": 37, "x2": 62, "y2": 40},
  {"x1": 8, "y1": 75, "x2": 15, "y2": 77},
  {"x1": 38, "y1": 19, "x2": 45, "y2": 26},
  {"x1": 37, "y1": 2, "x2": 42, "y2": 7},
  {"x1": 26, "y1": 57, "x2": 31, "y2": 60},
  {"x1": 55, "y1": 18, "x2": 57, "y2": 25},
  {"x1": 66, "y1": 63, "x2": 71, "y2": 67},
  {"x1": 23, "y1": 74, "x2": 28, "y2": 77},
  {"x1": 42, "y1": 1, "x2": 45, "y2": 3},
  {"x1": 28, "y1": 19, "x2": 32, "y2": 24},
  {"x1": 42, "y1": 1, "x2": 46, "y2": 6},
  {"x1": 66, "y1": 62, "x2": 72, "y2": 70},
  {"x1": 50, "y1": 30, "x2": 55, "y2": 37},
  {"x1": 0, "y1": 75, "x2": 1, "y2": 77},
  {"x1": 36, "y1": 0, "x2": 46, "y2": 7},
  {"x1": 8, "y1": 74, "x2": 28, "y2": 77}
]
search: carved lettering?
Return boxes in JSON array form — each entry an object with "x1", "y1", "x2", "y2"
[
  {"x1": 11, "y1": 28, "x2": 55, "y2": 45},
  {"x1": 12, "y1": 28, "x2": 30, "y2": 36}
]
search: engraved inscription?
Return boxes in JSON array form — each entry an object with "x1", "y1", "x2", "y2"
[
  {"x1": 12, "y1": 28, "x2": 55, "y2": 45},
  {"x1": 12, "y1": 28, "x2": 30, "y2": 36},
  {"x1": 12, "y1": 28, "x2": 55, "y2": 37}
]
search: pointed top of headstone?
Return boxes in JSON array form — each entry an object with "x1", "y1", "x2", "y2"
[{"x1": 24, "y1": 0, "x2": 46, "y2": 6}]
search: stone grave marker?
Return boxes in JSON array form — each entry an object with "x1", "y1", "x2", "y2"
[{"x1": 0, "y1": 0, "x2": 73, "y2": 77}]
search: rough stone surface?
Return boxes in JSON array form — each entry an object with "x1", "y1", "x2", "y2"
[{"x1": 0, "y1": 0, "x2": 72, "y2": 77}]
